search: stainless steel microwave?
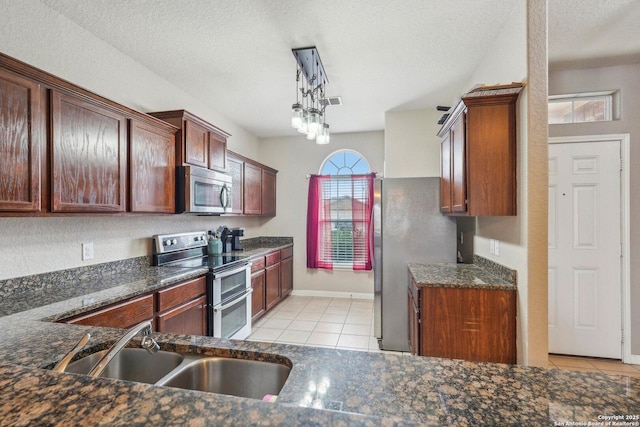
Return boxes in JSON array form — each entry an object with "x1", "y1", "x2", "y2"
[{"x1": 176, "y1": 165, "x2": 232, "y2": 214}]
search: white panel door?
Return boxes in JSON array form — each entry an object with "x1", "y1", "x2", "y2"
[{"x1": 548, "y1": 141, "x2": 621, "y2": 358}]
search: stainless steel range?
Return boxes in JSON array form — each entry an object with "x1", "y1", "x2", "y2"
[{"x1": 152, "y1": 231, "x2": 252, "y2": 340}]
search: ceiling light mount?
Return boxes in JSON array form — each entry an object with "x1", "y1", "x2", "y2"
[{"x1": 291, "y1": 46, "x2": 332, "y2": 144}]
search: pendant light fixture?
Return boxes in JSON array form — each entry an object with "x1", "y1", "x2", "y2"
[{"x1": 291, "y1": 46, "x2": 336, "y2": 145}]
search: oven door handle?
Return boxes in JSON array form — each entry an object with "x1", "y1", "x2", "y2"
[
  {"x1": 214, "y1": 264, "x2": 250, "y2": 280},
  {"x1": 213, "y1": 289, "x2": 253, "y2": 312}
]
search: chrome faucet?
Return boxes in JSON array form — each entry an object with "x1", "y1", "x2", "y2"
[{"x1": 87, "y1": 320, "x2": 160, "y2": 378}]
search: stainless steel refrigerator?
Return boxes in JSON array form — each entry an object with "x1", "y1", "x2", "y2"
[{"x1": 373, "y1": 177, "x2": 457, "y2": 352}]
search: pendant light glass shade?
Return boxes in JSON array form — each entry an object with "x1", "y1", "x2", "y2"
[
  {"x1": 316, "y1": 123, "x2": 330, "y2": 144},
  {"x1": 297, "y1": 110, "x2": 309, "y2": 134},
  {"x1": 307, "y1": 108, "x2": 320, "y2": 135},
  {"x1": 291, "y1": 103, "x2": 303, "y2": 129}
]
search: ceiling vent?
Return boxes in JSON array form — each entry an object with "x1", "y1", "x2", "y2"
[{"x1": 320, "y1": 96, "x2": 342, "y2": 107}]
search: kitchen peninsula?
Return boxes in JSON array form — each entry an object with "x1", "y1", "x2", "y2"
[{"x1": 0, "y1": 256, "x2": 637, "y2": 425}]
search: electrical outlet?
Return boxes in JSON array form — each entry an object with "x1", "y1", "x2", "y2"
[
  {"x1": 489, "y1": 239, "x2": 495, "y2": 254},
  {"x1": 82, "y1": 242, "x2": 94, "y2": 261},
  {"x1": 494, "y1": 239, "x2": 500, "y2": 256}
]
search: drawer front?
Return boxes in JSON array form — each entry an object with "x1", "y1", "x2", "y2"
[
  {"x1": 265, "y1": 251, "x2": 281, "y2": 266},
  {"x1": 280, "y1": 246, "x2": 293, "y2": 260},
  {"x1": 68, "y1": 294, "x2": 153, "y2": 329},
  {"x1": 157, "y1": 276, "x2": 206, "y2": 312},
  {"x1": 251, "y1": 256, "x2": 266, "y2": 272}
]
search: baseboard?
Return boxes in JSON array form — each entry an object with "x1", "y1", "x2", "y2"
[
  {"x1": 290, "y1": 290, "x2": 374, "y2": 300},
  {"x1": 624, "y1": 353, "x2": 640, "y2": 365}
]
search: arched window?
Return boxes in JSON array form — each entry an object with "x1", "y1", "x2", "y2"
[
  {"x1": 319, "y1": 149, "x2": 371, "y2": 175},
  {"x1": 308, "y1": 150, "x2": 375, "y2": 270}
]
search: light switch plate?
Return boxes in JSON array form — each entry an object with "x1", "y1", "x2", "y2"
[
  {"x1": 489, "y1": 239, "x2": 495, "y2": 254},
  {"x1": 494, "y1": 240, "x2": 500, "y2": 256}
]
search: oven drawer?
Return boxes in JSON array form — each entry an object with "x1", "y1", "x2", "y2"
[{"x1": 265, "y1": 251, "x2": 280, "y2": 266}]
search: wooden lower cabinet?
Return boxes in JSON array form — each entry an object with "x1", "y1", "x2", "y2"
[
  {"x1": 61, "y1": 276, "x2": 207, "y2": 336},
  {"x1": 66, "y1": 294, "x2": 154, "y2": 329},
  {"x1": 280, "y1": 252, "x2": 293, "y2": 298},
  {"x1": 250, "y1": 246, "x2": 293, "y2": 322},
  {"x1": 409, "y1": 278, "x2": 516, "y2": 364},
  {"x1": 265, "y1": 263, "x2": 281, "y2": 311},
  {"x1": 156, "y1": 295, "x2": 207, "y2": 335},
  {"x1": 156, "y1": 276, "x2": 207, "y2": 335},
  {"x1": 251, "y1": 269, "x2": 266, "y2": 321}
]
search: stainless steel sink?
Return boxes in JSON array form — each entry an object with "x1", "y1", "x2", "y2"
[
  {"x1": 156, "y1": 358, "x2": 291, "y2": 400},
  {"x1": 64, "y1": 348, "x2": 184, "y2": 384},
  {"x1": 62, "y1": 348, "x2": 291, "y2": 400}
]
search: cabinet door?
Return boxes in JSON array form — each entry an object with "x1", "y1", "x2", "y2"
[
  {"x1": 0, "y1": 70, "x2": 43, "y2": 212},
  {"x1": 184, "y1": 119, "x2": 208, "y2": 168},
  {"x1": 265, "y1": 263, "x2": 281, "y2": 310},
  {"x1": 408, "y1": 288, "x2": 420, "y2": 355},
  {"x1": 261, "y1": 169, "x2": 277, "y2": 216},
  {"x1": 208, "y1": 132, "x2": 227, "y2": 172},
  {"x1": 280, "y1": 255, "x2": 293, "y2": 297},
  {"x1": 66, "y1": 294, "x2": 154, "y2": 330},
  {"x1": 226, "y1": 154, "x2": 244, "y2": 214},
  {"x1": 421, "y1": 287, "x2": 516, "y2": 364},
  {"x1": 450, "y1": 114, "x2": 467, "y2": 213},
  {"x1": 251, "y1": 269, "x2": 266, "y2": 321},
  {"x1": 51, "y1": 90, "x2": 127, "y2": 212},
  {"x1": 243, "y1": 162, "x2": 262, "y2": 215},
  {"x1": 157, "y1": 295, "x2": 207, "y2": 336},
  {"x1": 440, "y1": 133, "x2": 452, "y2": 213},
  {"x1": 129, "y1": 119, "x2": 175, "y2": 213}
]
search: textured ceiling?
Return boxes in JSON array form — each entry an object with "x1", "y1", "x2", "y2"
[{"x1": 39, "y1": 0, "x2": 640, "y2": 138}]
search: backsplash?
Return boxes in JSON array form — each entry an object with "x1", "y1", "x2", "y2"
[{"x1": 473, "y1": 255, "x2": 517, "y2": 285}]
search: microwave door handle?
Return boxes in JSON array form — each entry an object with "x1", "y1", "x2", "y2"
[{"x1": 220, "y1": 184, "x2": 229, "y2": 208}]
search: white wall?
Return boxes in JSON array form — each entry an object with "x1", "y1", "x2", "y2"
[
  {"x1": 549, "y1": 63, "x2": 640, "y2": 357},
  {"x1": 384, "y1": 109, "x2": 442, "y2": 178},
  {"x1": 257, "y1": 131, "x2": 385, "y2": 297},
  {"x1": 0, "y1": 0, "x2": 263, "y2": 280}
]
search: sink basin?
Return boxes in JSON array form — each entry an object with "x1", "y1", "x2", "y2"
[
  {"x1": 64, "y1": 348, "x2": 184, "y2": 384},
  {"x1": 157, "y1": 358, "x2": 291, "y2": 400},
  {"x1": 62, "y1": 347, "x2": 290, "y2": 400}
]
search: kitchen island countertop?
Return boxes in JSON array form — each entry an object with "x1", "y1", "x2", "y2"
[
  {"x1": 409, "y1": 259, "x2": 516, "y2": 291},
  {"x1": 0, "y1": 249, "x2": 638, "y2": 425}
]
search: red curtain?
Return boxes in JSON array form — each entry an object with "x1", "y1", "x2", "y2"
[{"x1": 306, "y1": 173, "x2": 375, "y2": 271}]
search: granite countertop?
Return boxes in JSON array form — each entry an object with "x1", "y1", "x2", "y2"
[
  {"x1": 0, "y1": 242, "x2": 638, "y2": 425},
  {"x1": 409, "y1": 257, "x2": 516, "y2": 291}
]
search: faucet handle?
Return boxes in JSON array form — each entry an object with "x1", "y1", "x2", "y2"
[{"x1": 141, "y1": 335, "x2": 160, "y2": 353}]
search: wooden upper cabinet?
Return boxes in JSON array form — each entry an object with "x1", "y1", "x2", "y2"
[
  {"x1": 439, "y1": 133, "x2": 452, "y2": 213},
  {"x1": 450, "y1": 114, "x2": 466, "y2": 213},
  {"x1": 129, "y1": 118, "x2": 176, "y2": 213},
  {"x1": 261, "y1": 169, "x2": 277, "y2": 216},
  {"x1": 226, "y1": 152, "x2": 244, "y2": 214},
  {"x1": 438, "y1": 84, "x2": 522, "y2": 216},
  {"x1": 148, "y1": 110, "x2": 230, "y2": 172},
  {"x1": 51, "y1": 90, "x2": 127, "y2": 212},
  {"x1": 0, "y1": 69, "x2": 44, "y2": 212},
  {"x1": 208, "y1": 132, "x2": 227, "y2": 171},
  {"x1": 243, "y1": 162, "x2": 262, "y2": 215},
  {"x1": 184, "y1": 118, "x2": 208, "y2": 168}
]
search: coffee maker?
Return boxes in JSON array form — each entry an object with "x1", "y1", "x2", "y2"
[{"x1": 230, "y1": 228, "x2": 244, "y2": 251}]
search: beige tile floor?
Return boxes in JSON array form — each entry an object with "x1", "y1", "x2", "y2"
[
  {"x1": 548, "y1": 354, "x2": 640, "y2": 378},
  {"x1": 248, "y1": 296, "x2": 640, "y2": 377},
  {"x1": 248, "y1": 296, "x2": 381, "y2": 352}
]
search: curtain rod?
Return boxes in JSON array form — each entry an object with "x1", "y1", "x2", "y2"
[{"x1": 305, "y1": 173, "x2": 381, "y2": 179}]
